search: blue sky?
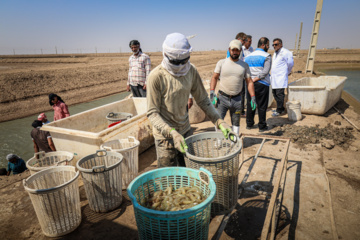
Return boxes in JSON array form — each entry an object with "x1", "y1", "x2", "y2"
[{"x1": 0, "y1": 0, "x2": 359, "y2": 55}]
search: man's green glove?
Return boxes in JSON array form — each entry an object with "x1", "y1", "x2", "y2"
[
  {"x1": 218, "y1": 121, "x2": 237, "y2": 142},
  {"x1": 170, "y1": 129, "x2": 188, "y2": 153},
  {"x1": 251, "y1": 96, "x2": 257, "y2": 111}
]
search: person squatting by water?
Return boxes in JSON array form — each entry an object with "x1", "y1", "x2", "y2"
[
  {"x1": 31, "y1": 120, "x2": 56, "y2": 153},
  {"x1": 210, "y1": 39, "x2": 257, "y2": 136},
  {"x1": 6, "y1": 154, "x2": 27, "y2": 176},
  {"x1": 245, "y1": 37, "x2": 272, "y2": 132},
  {"x1": 127, "y1": 40, "x2": 151, "y2": 97},
  {"x1": 48, "y1": 93, "x2": 70, "y2": 121},
  {"x1": 147, "y1": 32, "x2": 235, "y2": 168}
]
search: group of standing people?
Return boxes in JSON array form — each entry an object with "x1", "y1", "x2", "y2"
[
  {"x1": 144, "y1": 32, "x2": 294, "y2": 168},
  {"x1": 211, "y1": 32, "x2": 294, "y2": 133},
  {"x1": 4, "y1": 93, "x2": 70, "y2": 176}
]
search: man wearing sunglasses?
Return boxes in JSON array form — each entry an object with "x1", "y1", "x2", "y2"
[
  {"x1": 270, "y1": 38, "x2": 294, "y2": 116},
  {"x1": 127, "y1": 40, "x2": 151, "y2": 97},
  {"x1": 147, "y1": 33, "x2": 233, "y2": 168},
  {"x1": 210, "y1": 39, "x2": 256, "y2": 136}
]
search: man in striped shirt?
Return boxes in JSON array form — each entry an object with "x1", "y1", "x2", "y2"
[{"x1": 127, "y1": 40, "x2": 151, "y2": 97}]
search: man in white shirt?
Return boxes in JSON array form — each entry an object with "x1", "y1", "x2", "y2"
[
  {"x1": 242, "y1": 35, "x2": 254, "y2": 58},
  {"x1": 270, "y1": 38, "x2": 294, "y2": 116}
]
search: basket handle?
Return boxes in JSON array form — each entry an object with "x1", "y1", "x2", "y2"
[
  {"x1": 198, "y1": 167, "x2": 213, "y2": 186},
  {"x1": 56, "y1": 159, "x2": 70, "y2": 166},
  {"x1": 96, "y1": 149, "x2": 107, "y2": 157},
  {"x1": 228, "y1": 132, "x2": 238, "y2": 143},
  {"x1": 102, "y1": 146, "x2": 113, "y2": 151},
  {"x1": 91, "y1": 165, "x2": 107, "y2": 172},
  {"x1": 128, "y1": 136, "x2": 136, "y2": 142}
]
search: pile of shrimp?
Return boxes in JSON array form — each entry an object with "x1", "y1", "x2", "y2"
[{"x1": 140, "y1": 184, "x2": 206, "y2": 211}]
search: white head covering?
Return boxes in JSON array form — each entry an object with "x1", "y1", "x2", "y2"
[
  {"x1": 161, "y1": 33, "x2": 193, "y2": 77},
  {"x1": 6, "y1": 153, "x2": 18, "y2": 161}
]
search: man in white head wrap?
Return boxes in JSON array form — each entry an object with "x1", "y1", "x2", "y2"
[{"x1": 147, "y1": 33, "x2": 234, "y2": 167}]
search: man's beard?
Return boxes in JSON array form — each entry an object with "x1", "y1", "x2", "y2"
[
  {"x1": 264, "y1": 47, "x2": 269, "y2": 52},
  {"x1": 230, "y1": 54, "x2": 239, "y2": 60}
]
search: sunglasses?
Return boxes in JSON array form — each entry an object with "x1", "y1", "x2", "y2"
[
  {"x1": 272, "y1": 43, "x2": 280, "y2": 47},
  {"x1": 165, "y1": 55, "x2": 190, "y2": 65}
]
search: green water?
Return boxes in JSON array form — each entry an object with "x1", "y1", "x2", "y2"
[
  {"x1": 0, "y1": 92, "x2": 130, "y2": 169},
  {"x1": 319, "y1": 68, "x2": 360, "y2": 102}
]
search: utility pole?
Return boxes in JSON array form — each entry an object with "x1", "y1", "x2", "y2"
[
  {"x1": 297, "y1": 22, "x2": 303, "y2": 56},
  {"x1": 13, "y1": 49, "x2": 15, "y2": 55},
  {"x1": 305, "y1": 0, "x2": 324, "y2": 74},
  {"x1": 55, "y1": 46, "x2": 58, "y2": 55},
  {"x1": 294, "y1": 33, "x2": 298, "y2": 52}
]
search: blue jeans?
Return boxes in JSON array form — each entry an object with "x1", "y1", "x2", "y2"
[
  {"x1": 217, "y1": 93, "x2": 242, "y2": 127},
  {"x1": 130, "y1": 85, "x2": 146, "y2": 97}
]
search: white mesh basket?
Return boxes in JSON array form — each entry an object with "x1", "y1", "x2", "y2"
[
  {"x1": 106, "y1": 112, "x2": 133, "y2": 124},
  {"x1": 76, "y1": 150, "x2": 123, "y2": 213},
  {"x1": 26, "y1": 151, "x2": 74, "y2": 175},
  {"x1": 100, "y1": 136, "x2": 140, "y2": 189},
  {"x1": 23, "y1": 166, "x2": 81, "y2": 237},
  {"x1": 184, "y1": 132, "x2": 242, "y2": 216}
]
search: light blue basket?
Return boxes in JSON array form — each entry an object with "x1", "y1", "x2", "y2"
[{"x1": 127, "y1": 167, "x2": 216, "y2": 240}]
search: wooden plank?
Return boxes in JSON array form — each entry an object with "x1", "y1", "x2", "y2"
[{"x1": 261, "y1": 139, "x2": 290, "y2": 240}]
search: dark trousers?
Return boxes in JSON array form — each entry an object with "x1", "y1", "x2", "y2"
[
  {"x1": 217, "y1": 93, "x2": 242, "y2": 127},
  {"x1": 272, "y1": 88, "x2": 285, "y2": 113},
  {"x1": 130, "y1": 85, "x2": 146, "y2": 97},
  {"x1": 240, "y1": 79, "x2": 246, "y2": 114},
  {"x1": 246, "y1": 82, "x2": 269, "y2": 129}
]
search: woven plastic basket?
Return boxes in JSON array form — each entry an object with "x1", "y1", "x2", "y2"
[
  {"x1": 106, "y1": 112, "x2": 133, "y2": 124},
  {"x1": 23, "y1": 166, "x2": 81, "y2": 237},
  {"x1": 26, "y1": 151, "x2": 74, "y2": 175},
  {"x1": 100, "y1": 136, "x2": 140, "y2": 189},
  {"x1": 76, "y1": 150, "x2": 123, "y2": 213},
  {"x1": 127, "y1": 167, "x2": 216, "y2": 240},
  {"x1": 184, "y1": 132, "x2": 241, "y2": 216}
]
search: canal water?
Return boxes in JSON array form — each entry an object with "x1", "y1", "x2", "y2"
[
  {"x1": 0, "y1": 92, "x2": 130, "y2": 169},
  {"x1": 319, "y1": 68, "x2": 360, "y2": 102}
]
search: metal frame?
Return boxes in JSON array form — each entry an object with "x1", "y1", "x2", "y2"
[{"x1": 211, "y1": 134, "x2": 290, "y2": 240}]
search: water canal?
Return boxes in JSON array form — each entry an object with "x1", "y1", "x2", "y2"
[{"x1": 0, "y1": 92, "x2": 130, "y2": 169}]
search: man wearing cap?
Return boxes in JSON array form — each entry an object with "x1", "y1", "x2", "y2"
[
  {"x1": 31, "y1": 120, "x2": 56, "y2": 153},
  {"x1": 38, "y1": 113, "x2": 50, "y2": 125},
  {"x1": 147, "y1": 33, "x2": 234, "y2": 168},
  {"x1": 210, "y1": 40, "x2": 257, "y2": 136},
  {"x1": 6, "y1": 154, "x2": 27, "y2": 176},
  {"x1": 127, "y1": 40, "x2": 151, "y2": 97}
]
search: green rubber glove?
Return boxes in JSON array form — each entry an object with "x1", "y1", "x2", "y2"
[
  {"x1": 218, "y1": 121, "x2": 236, "y2": 142},
  {"x1": 170, "y1": 129, "x2": 188, "y2": 153},
  {"x1": 251, "y1": 96, "x2": 257, "y2": 111}
]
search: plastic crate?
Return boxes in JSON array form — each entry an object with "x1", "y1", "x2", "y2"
[{"x1": 127, "y1": 167, "x2": 216, "y2": 240}]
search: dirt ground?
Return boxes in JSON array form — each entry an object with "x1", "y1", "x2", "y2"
[{"x1": 0, "y1": 49, "x2": 359, "y2": 240}]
